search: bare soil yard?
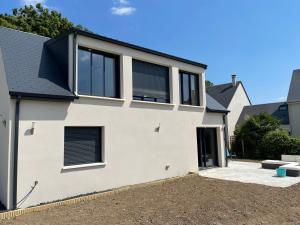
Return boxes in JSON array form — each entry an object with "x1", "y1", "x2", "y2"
[{"x1": 1, "y1": 175, "x2": 300, "y2": 225}]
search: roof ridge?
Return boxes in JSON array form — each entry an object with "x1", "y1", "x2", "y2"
[
  {"x1": 245, "y1": 102, "x2": 286, "y2": 107},
  {"x1": 0, "y1": 26, "x2": 50, "y2": 39}
]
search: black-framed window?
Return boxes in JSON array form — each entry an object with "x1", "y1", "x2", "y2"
[
  {"x1": 77, "y1": 47, "x2": 120, "y2": 98},
  {"x1": 180, "y1": 71, "x2": 200, "y2": 106},
  {"x1": 64, "y1": 127, "x2": 103, "y2": 166},
  {"x1": 132, "y1": 59, "x2": 170, "y2": 103}
]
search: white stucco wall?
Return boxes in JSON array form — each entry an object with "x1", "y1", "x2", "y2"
[
  {"x1": 0, "y1": 49, "x2": 12, "y2": 209},
  {"x1": 4, "y1": 35, "x2": 225, "y2": 209},
  {"x1": 288, "y1": 102, "x2": 300, "y2": 136},
  {"x1": 227, "y1": 84, "x2": 251, "y2": 138}
]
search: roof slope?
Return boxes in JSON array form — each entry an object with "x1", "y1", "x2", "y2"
[
  {"x1": 237, "y1": 102, "x2": 289, "y2": 127},
  {"x1": 206, "y1": 93, "x2": 229, "y2": 113},
  {"x1": 287, "y1": 69, "x2": 300, "y2": 103},
  {"x1": 207, "y1": 82, "x2": 243, "y2": 108},
  {"x1": 0, "y1": 27, "x2": 74, "y2": 99}
]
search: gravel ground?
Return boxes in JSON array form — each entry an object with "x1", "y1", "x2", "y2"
[{"x1": 1, "y1": 175, "x2": 300, "y2": 225}]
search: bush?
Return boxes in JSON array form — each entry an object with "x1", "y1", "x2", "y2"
[
  {"x1": 259, "y1": 129, "x2": 290, "y2": 159},
  {"x1": 259, "y1": 129, "x2": 300, "y2": 160},
  {"x1": 234, "y1": 113, "x2": 280, "y2": 159}
]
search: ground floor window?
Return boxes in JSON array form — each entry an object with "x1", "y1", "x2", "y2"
[{"x1": 64, "y1": 127, "x2": 102, "y2": 166}]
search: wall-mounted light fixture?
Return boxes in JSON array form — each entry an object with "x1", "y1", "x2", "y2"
[
  {"x1": 155, "y1": 122, "x2": 161, "y2": 132},
  {"x1": 30, "y1": 122, "x2": 36, "y2": 135},
  {"x1": 0, "y1": 114, "x2": 6, "y2": 128}
]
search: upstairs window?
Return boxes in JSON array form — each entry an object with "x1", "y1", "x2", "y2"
[
  {"x1": 180, "y1": 71, "x2": 200, "y2": 106},
  {"x1": 132, "y1": 59, "x2": 170, "y2": 103},
  {"x1": 77, "y1": 47, "x2": 119, "y2": 98}
]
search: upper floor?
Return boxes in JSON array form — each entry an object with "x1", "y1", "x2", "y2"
[{"x1": 0, "y1": 27, "x2": 210, "y2": 111}]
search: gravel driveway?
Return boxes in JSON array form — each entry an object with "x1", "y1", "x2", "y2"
[{"x1": 0, "y1": 175, "x2": 299, "y2": 225}]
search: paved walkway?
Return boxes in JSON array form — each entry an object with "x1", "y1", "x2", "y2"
[{"x1": 199, "y1": 161, "x2": 300, "y2": 187}]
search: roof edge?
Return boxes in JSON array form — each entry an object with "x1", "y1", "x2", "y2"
[
  {"x1": 9, "y1": 92, "x2": 76, "y2": 101},
  {"x1": 55, "y1": 28, "x2": 207, "y2": 69}
]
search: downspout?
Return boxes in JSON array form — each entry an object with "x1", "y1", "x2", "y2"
[
  {"x1": 72, "y1": 31, "x2": 77, "y2": 93},
  {"x1": 223, "y1": 113, "x2": 229, "y2": 167},
  {"x1": 12, "y1": 96, "x2": 21, "y2": 209}
]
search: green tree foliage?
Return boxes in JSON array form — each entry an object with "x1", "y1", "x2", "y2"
[
  {"x1": 0, "y1": 3, "x2": 86, "y2": 38},
  {"x1": 234, "y1": 113, "x2": 300, "y2": 159},
  {"x1": 205, "y1": 80, "x2": 214, "y2": 89},
  {"x1": 234, "y1": 113, "x2": 280, "y2": 159}
]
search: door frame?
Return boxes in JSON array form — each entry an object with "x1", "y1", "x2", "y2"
[{"x1": 196, "y1": 125, "x2": 224, "y2": 168}]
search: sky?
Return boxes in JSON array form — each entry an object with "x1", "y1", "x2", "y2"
[{"x1": 1, "y1": 0, "x2": 300, "y2": 104}]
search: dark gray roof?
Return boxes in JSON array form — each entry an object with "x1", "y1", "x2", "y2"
[
  {"x1": 206, "y1": 81, "x2": 251, "y2": 108},
  {"x1": 206, "y1": 93, "x2": 229, "y2": 113},
  {"x1": 287, "y1": 69, "x2": 300, "y2": 103},
  {"x1": 237, "y1": 102, "x2": 290, "y2": 127},
  {"x1": 0, "y1": 27, "x2": 74, "y2": 99}
]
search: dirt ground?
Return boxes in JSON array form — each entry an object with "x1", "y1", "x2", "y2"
[{"x1": 1, "y1": 175, "x2": 300, "y2": 225}]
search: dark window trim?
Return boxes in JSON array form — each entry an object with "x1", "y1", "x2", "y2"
[
  {"x1": 132, "y1": 59, "x2": 171, "y2": 103},
  {"x1": 77, "y1": 46, "x2": 120, "y2": 98},
  {"x1": 180, "y1": 71, "x2": 200, "y2": 106},
  {"x1": 64, "y1": 126, "x2": 104, "y2": 167}
]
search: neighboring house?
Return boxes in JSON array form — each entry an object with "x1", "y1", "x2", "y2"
[
  {"x1": 0, "y1": 27, "x2": 228, "y2": 210},
  {"x1": 207, "y1": 75, "x2": 251, "y2": 142},
  {"x1": 236, "y1": 102, "x2": 290, "y2": 131},
  {"x1": 287, "y1": 69, "x2": 300, "y2": 136}
]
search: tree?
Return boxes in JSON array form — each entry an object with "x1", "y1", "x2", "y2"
[
  {"x1": 234, "y1": 113, "x2": 280, "y2": 159},
  {"x1": 0, "y1": 3, "x2": 86, "y2": 38},
  {"x1": 205, "y1": 80, "x2": 214, "y2": 89}
]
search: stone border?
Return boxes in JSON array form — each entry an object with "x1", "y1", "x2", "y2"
[{"x1": 0, "y1": 173, "x2": 197, "y2": 220}]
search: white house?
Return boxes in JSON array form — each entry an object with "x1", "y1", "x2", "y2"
[
  {"x1": 0, "y1": 27, "x2": 228, "y2": 210},
  {"x1": 207, "y1": 75, "x2": 251, "y2": 143},
  {"x1": 287, "y1": 69, "x2": 300, "y2": 136}
]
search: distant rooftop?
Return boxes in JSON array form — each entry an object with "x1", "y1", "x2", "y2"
[
  {"x1": 237, "y1": 102, "x2": 290, "y2": 127},
  {"x1": 287, "y1": 69, "x2": 300, "y2": 103}
]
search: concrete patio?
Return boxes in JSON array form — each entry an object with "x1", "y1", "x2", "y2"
[{"x1": 199, "y1": 160, "x2": 300, "y2": 187}]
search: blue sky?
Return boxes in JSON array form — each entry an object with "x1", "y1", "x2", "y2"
[{"x1": 1, "y1": 0, "x2": 300, "y2": 104}]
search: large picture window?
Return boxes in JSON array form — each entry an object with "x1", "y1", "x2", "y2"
[
  {"x1": 132, "y1": 59, "x2": 170, "y2": 103},
  {"x1": 77, "y1": 47, "x2": 119, "y2": 98},
  {"x1": 64, "y1": 127, "x2": 103, "y2": 166},
  {"x1": 180, "y1": 71, "x2": 200, "y2": 106}
]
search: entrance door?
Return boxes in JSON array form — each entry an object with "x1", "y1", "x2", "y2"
[{"x1": 197, "y1": 128, "x2": 219, "y2": 167}]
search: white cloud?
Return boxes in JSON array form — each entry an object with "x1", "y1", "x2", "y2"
[
  {"x1": 111, "y1": 6, "x2": 136, "y2": 16},
  {"x1": 115, "y1": 0, "x2": 129, "y2": 5},
  {"x1": 21, "y1": 0, "x2": 46, "y2": 6},
  {"x1": 277, "y1": 96, "x2": 287, "y2": 101}
]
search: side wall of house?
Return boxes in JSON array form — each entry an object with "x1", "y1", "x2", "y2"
[
  {"x1": 288, "y1": 103, "x2": 300, "y2": 136},
  {"x1": 227, "y1": 85, "x2": 251, "y2": 138},
  {"x1": 0, "y1": 49, "x2": 12, "y2": 208}
]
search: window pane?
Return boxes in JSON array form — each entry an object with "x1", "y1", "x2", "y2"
[
  {"x1": 92, "y1": 53, "x2": 104, "y2": 96},
  {"x1": 132, "y1": 60, "x2": 169, "y2": 103},
  {"x1": 64, "y1": 127, "x2": 102, "y2": 166},
  {"x1": 182, "y1": 73, "x2": 190, "y2": 104},
  {"x1": 190, "y1": 74, "x2": 199, "y2": 106},
  {"x1": 104, "y1": 57, "x2": 116, "y2": 97},
  {"x1": 78, "y1": 49, "x2": 91, "y2": 95}
]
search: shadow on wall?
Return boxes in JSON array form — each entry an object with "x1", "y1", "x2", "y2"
[
  {"x1": 74, "y1": 98, "x2": 125, "y2": 107},
  {"x1": 20, "y1": 101, "x2": 71, "y2": 121},
  {"x1": 130, "y1": 101, "x2": 174, "y2": 111}
]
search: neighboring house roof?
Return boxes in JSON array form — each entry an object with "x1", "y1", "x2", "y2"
[
  {"x1": 206, "y1": 93, "x2": 229, "y2": 113},
  {"x1": 206, "y1": 82, "x2": 251, "y2": 108},
  {"x1": 0, "y1": 27, "x2": 74, "y2": 100},
  {"x1": 287, "y1": 69, "x2": 300, "y2": 103},
  {"x1": 236, "y1": 102, "x2": 290, "y2": 127}
]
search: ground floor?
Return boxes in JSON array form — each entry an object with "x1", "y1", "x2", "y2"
[
  {"x1": 0, "y1": 99, "x2": 226, "y2": 210},
  {"x1": 0, "y1": 173, "x2": 299, "y2": 225}
]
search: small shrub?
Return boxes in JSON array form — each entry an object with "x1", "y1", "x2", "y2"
[{"x1": 259, "y1": 129, "x2": 290, "y2": 159}]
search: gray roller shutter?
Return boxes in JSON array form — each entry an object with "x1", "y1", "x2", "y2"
[{"x1": 64, "y1": 127, "x2": 102, "y2": 166}]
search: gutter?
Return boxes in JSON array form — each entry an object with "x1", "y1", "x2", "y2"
[
  {"x1": 72, "y1": 31, "x2": 77, "y2": 93},
  {"x1": 12, "y1": 96, "x2": 21, "y2": 209},
  {"x1": 223, "y1": 113, "x2": 230, "y2": 167}
]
